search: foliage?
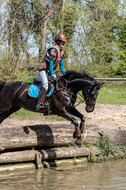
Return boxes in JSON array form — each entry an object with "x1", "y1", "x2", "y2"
[
  {"x1": 95, "y1": 136, "x2": 117, "y2": 157},
  {"x1": 95, "y1": 135, "x2": 126, "y2": 161},
  {"x1": 70, "y1": 0, "x2": 126, "y2": 76},
  {"x1": 0, "y1": 0, "x2": 126, "y2": 81}
]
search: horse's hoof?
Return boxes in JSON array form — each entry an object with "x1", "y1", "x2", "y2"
[
  {"x1": 75, "y1": 138, "x2": 82, "y2": 147},
  {"x1": 73, "y1": 132, "x2": 77, "y2": 139}
]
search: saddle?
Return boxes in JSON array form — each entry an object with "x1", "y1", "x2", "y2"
[
  {"x1": 28, "y1": 77, "x2": 55, "y2": 99},
  {"x1": 28, "y1": 77, "x2": 68, "y2": 114}
]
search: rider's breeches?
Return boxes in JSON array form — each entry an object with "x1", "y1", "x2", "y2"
[{"x1": 39, "y1": 70, "x2": 48, "y2": 91}]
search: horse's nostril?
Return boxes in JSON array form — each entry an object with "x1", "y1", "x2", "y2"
[{"x1": 85, "y1": 106, "x2": 94, "y2": 113}]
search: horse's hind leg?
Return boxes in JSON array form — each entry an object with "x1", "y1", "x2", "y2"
[{"x1": 0, "y1": 107, "x2": 20, "y2": 123}]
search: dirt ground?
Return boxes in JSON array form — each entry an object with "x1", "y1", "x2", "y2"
[{"x1": 1, "y1": 104, "x2": 126, "y2": 131}]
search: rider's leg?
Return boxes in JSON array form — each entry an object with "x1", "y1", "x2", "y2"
[{"x1": 36, "y1": 70, "x2": 48, "y2": 110}]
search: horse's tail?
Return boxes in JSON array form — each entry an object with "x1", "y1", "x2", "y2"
[{"x1": 0, "y1": 82, "x2": 6, "y2": 91}]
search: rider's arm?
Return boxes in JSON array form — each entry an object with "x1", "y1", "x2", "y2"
[
  {"x1": 49, "y1": 59, "x2": 54, "y2": 76},
  {"x1": 48, "y1": 48, "x2": 56, "y2": 76},
  {"x1": 59, "y1": 60, "x2": 65, "y2": 75}
]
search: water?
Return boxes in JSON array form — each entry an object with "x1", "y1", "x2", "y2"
[{"x1": 0, "y1": 159, "x2": 126, "y2": 190}]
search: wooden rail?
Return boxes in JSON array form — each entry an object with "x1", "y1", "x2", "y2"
[{"x1": 95, "y1": 78, "x2": 126, "y2": 81}]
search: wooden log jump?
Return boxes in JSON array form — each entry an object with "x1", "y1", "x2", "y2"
[
  {"x1": 0, "y1": 123, "x2": 125, "y2": 171},
  {"x1": 0, "y1": 124, "x2": 74, "y2": 151},
  {"x1": 0, "y1": 124, "x2": 101, "y2": 151},
  {"x1": 0, "y1": 123, "x2": 102, "y2": 171},
  {"x1": 0, "y1": 146, "x2": 100, "y2": 165}
]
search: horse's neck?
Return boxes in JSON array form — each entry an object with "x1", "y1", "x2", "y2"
[{"x1": 67, "y1": 78, "x2": 91, "y2": 92}]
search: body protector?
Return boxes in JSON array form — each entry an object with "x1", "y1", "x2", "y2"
[{"x1": 38, "y1": 45, "x2": 64, "y2": 72}]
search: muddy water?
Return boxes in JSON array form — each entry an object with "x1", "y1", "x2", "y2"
[{"x1": 0, "y1": 159, "x2": 126, "y2": 190}]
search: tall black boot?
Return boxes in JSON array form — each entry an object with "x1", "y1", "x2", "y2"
[{"x1": 36, "y1": 88, "x2": 47, "y2": 110}]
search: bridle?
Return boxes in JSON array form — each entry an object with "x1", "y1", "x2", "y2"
[
  {"x1": 75, "y1": 92, "x2": 85, "y2": 107},
  {"x1": 84, "y1": 85, "x2": 98, "y2": 105},
  {"x1": 55, "y1": 77, "x2": 97, "y2": 107}
]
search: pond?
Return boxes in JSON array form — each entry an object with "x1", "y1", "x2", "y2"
[{"x1": 0, "y1": 159, "x2": 126, "y2": 190}]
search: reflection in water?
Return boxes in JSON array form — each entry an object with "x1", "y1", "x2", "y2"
[{"x1": 0, "y1": 160, "x2": 126, "y2": 190}]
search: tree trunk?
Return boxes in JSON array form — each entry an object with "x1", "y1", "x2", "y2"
[
  {"x1": 0, "y1": 124, "x2": 102, "y2": 152},
  {"x1": 39, "y1": 4, "x2": 51, "y2": 62},
  {"x1": 39, "y1": 19, "x2": 47, "y2": 62},
  {"x1": 0, "y1": 146, "x2": 99, "y2": 164},
  {"x1": 0, "y1": 124, "x2": 75, "y2": 151},
  {"x1": 61, "y1": 0, "x2": 65, "y2": 33}
]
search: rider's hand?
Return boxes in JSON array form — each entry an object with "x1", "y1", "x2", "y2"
[{"x1": 51, "y1": 74, "x2": 57, "y2": 81}]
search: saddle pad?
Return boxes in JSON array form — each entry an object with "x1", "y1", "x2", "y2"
[
  {"x1": 28, "y1": 84, "x2": 54, "y2": 98},
  {"x1": 28, "y1": 84, "x2": 40, "y2": 98}
]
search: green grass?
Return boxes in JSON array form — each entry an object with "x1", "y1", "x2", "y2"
[
  {"x1": 95, "y1": 136, "x2": 126, "y2": 161},
  {"x1": 12, "y1": 107, "x2": 65, "y2": 121},
  {"x1": 97, "y1": 82, "x2": 126, "y2": 105}
]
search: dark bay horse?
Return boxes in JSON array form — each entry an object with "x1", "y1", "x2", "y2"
[{"x1": 0, "y1": 71, "x2": 103, "y2": 146}]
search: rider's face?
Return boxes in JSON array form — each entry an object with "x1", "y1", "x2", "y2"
[{"x1": 60, "y1": 41, "x2": 66, "y2": 48}]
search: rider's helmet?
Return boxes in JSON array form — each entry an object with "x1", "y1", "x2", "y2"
[{"x1": 55, "y1": 34, "x2": 67, "y2": 42}]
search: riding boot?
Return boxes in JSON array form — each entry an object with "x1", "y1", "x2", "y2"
[{"x1": 36, "y1": 88, "x2": 47, "y2": 110}]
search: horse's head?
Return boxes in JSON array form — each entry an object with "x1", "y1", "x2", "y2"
[
  {"x1": 63, "y1": 71, "x2": 103, "y2": 112},
  {"x1": 82, "y1": 81, "x2": 103, "y2": 113}
]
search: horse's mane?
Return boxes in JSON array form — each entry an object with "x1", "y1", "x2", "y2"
[
  {"x1": 62, "y1": 70, "x2": 96, "y2": 82},
  {"x1": 0, "y1": 82, "x2": 6, "y2": 91}
]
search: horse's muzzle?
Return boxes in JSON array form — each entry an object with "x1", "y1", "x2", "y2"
[{"x1": 85, "y1": 105, "x2": 95, "y2": 112}]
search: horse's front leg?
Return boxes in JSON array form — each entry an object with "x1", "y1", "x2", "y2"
[
  {"x1": 58, "y1": 108, "x2": 82, "y2": 146},
  {"x1": 68, "y1": 106, "x2": 85, "y2": 134}
]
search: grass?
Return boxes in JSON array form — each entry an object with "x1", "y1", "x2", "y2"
[
  {"x1": 95, "y1": 136, "x2": 126, "y2": 161},
  {"x1": 12, "y1": 108, "x2": 65, "y2": 121},
  {"x1": 97, "y1": 82, "x2": 126, "y2": 105}
]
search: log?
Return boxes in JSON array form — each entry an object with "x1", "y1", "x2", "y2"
[
  {"x1": 0, "y1": 163, "x2": 36, "y2": 172},
  {"x1": 84, "y1": 124, "x2": 102, "y2": 143},
  {"x1": 0, "y1": 146, "x2": 99, "y2": 164},
  {"x1": 0, "y1": 158, "x2": 88, "y2": 172},
  {"x1": 0, "y1": 124, "x2": 74, "y2": 151},
  {"x1": 104, "y1": 130, "x2": 126, "y2": 144},
  {"x1": 0, "y1": 124, "x2": 102, "y2": 151}
]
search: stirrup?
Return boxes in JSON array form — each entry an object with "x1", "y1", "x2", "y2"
[{"x1": 36, "y1": 102, "x2": 45, "y2": 110}]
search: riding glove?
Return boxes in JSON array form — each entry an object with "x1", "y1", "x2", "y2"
[{"x1": 51, "y1": 74, "x2": 57, "y2": 82}]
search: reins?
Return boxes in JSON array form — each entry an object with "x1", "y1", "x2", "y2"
[
  {"x1": 75, "y1": 92, "x2": 85, "y2": 107},
  {"x1": 55, "y1": 77, "x2": 96, "y2": 107},
  {"x1": 55, "y1": 78, "x2": 85, "y2": 107}
]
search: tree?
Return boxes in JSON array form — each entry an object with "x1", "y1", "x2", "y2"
[
  {"x1": 68, "y1": 0, "x2": 126, "y2": 77},
  {"x1": 49, "y1": 0, "x2": 80, "y2": 73},
  {"x1": 0, "y1": 0, "x2": 126, "y2": 81}
]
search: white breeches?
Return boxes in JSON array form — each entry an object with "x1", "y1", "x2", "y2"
[{"x1": 39, "y1": 70, "x2": 48, "y2": 91}]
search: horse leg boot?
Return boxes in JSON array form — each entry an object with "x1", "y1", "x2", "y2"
[
  {"x1": 80, "y1": 116, "x2": 85, "y2": 133},
  {"x1": 75, "y1": 125, "x2": 82, "y2": 147},
  {"x1": 36, "y1": 88, "x2": 47, "y2": 110}
]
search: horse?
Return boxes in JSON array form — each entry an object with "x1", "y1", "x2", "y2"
[{"x1": 0, "y1": 70, "x2": 103, "y2": 146}]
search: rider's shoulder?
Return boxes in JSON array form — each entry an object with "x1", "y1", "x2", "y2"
[{"x1": 49, "y1": 48, "x2": 57, "y2": 57}]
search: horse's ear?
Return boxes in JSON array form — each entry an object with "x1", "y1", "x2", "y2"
[
  {"x1": 96, "y1": 82, "x2": 104, "y2": 90},
  {"x1": 99, "y1": 82, "x2": 104, "y2": 87}
]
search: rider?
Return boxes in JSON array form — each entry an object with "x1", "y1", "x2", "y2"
[{"x1": 36, "y1": 33, "x2": 67, "y2": 110}]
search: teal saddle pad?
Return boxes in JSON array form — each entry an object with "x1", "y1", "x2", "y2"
[
  {"x1": 28, "y1": 84, "x2": 54, "y2": 98},
  {"x1": 28, "y1": 84, "x2": 40, "y2": 98}
]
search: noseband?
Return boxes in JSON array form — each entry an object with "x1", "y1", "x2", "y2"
[{"x1": 84, "y1": 84, "x2": 97, "y2": 105}]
